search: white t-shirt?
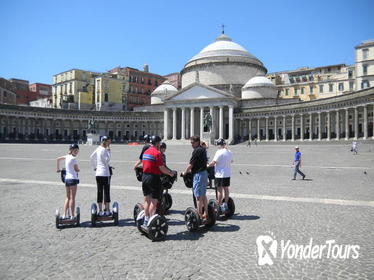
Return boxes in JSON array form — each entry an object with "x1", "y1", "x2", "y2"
[
  {"x1": 90, "y1": 146, "x2": 111, "y2": 176},
  {"x1": 65, "y1": 154, "x2": 78, "y2": 180},
  {"x1": 212, "y1": 148, "x2": 233, "y2": 178}
]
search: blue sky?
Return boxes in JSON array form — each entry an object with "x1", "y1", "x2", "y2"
[{"x1": 0, "y1": 0, "x2": 373, "y2": 84}]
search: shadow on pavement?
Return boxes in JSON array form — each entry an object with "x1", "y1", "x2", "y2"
[{"x1": 229, "y1": 214, "x2": 260, "y2": 221}]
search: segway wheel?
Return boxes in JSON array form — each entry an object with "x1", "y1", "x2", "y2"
[
  {"x1": 55, "y1": 209, "x2": 60, "y2": 229},
  {"x1": 184, "y1": 207, "x2": 199, "y2": 232},
  {"x1": 91, "y1": 203, "x2": 97, "y2": 227},
  {"x1": 205, "y1": 202, "x2": 217, "y2": 228},
  {"x1": 113, "y1": 202, "x2": 119, "y2": 226},
  {"x1": 133, "y1": 203, "x2": 143, "y2": 224},
  {"x1": 148, "y1": 215, "x2": 168, "y2": 241},
  {"x1": 76, "y1": 207, "x2": 80, "y2": 227},
  {"x1": 224, "y1": 197, "x2": 235, "y2": 218},
  {"x1": 162, "y1": 193, "x2": 173, "y2": 212}
]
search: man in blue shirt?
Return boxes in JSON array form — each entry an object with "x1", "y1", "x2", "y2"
[{"x1": 292, "y1": 146, "x2": 305, "y2": 180}]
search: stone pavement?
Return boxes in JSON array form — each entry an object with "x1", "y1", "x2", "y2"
[{"x1": 0, "y1": 142, "x2": 373, "y2": 279}]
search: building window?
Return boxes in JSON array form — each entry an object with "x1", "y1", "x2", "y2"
[
  {"x1": 361, "y1": 80, "x2": 370, "y2": 89},
  {"x1": 338, "y1": 83, "x2": 344, "y2": 91},
  {"x1": 155, "y1": 80, "x2": 158, "y2": 87},
  {"x1": 294, "y1": 88, "x2": 298, "y2": 96},
  {"x1": 348, "y1": 70, "x2": 353, "y2": 79},
  {"x1": 349, "y1": 81, "x2": 354, "y2": 90},
  {"x1": 329, "y1": 84, "x2": 333, "y2": 92},
  {"x1": 301, "y1": 87, "x2": 304, "y2": 94},
  {"x1": 104, "y1": 94, "x2": 108, "y2": 102},
  {"x1": 362, "y1": 49, "x2": 368, "y2": 60},
  {"x1": 363, "y1": 65, "x2": 368, "y2": 75},
  {"x1": 285, "y1": 89, "x2": 289, "y2": 96},
  {"x1": 309, "y1": 86, "x2": 314, "y2": 94},
  {"x1": 319, "y1": 85, "x2": 324, "y2": 93}
]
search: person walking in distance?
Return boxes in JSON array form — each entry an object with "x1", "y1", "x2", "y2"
[
  {"x1": 292, "y1": 146, "x2": 305, "y2": 180},
  {"x1": 90, "y1": 136, "x2": 112, "y2": 216}
]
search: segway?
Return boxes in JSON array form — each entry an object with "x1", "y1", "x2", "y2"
[
  {"x1": 181, "y1": 172, "x2": 216, "y2": 232},
  {"x1": 133, "y1": 167, "x2": 177, "y2": 241},
  {"x1": 55, "y1": 168, "x2": 80, "y2": 229},
  {"x1": 207, "y1": 166, "x2": 235, "y2": 219},
  {"x1": 55, "y1": 207, "x2": 80, "y2": 229},
  {"x1": 90, "y1": 201, "x2": 119, "y2": 227}
]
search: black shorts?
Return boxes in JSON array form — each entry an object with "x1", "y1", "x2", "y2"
[
  {"x1": 215, "y1": 177, "x2": 230, "y2": 188},
  {"x1": 142, "y1": 173, "x2": 162, "y2": 199}
]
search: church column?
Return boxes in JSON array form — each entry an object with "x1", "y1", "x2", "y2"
[
  {"x1": 283, "y1": 115, "x2": 286, "y2": 141},
  {"x1": 327, "y1": 111, "x2": 331, "y2": 141},
  {"x1": 300, "y1": 114, "x2": 304, "y2": 141},
  {"x1": 172, "y1": 108, "x2": 177, "y2": 140},
  {"x1": 372, "y1": 104, "x2": 374, "y2": 140},
  {"x1": 354, "y1": 107, "x2": 358, "y2": 140},
  {"x1": 274, "y1": 116, "x2": 278, "y2": 141},
  {"x1": 291, "y1": 114, "x2": 295, "y2": 141},
  {"x1": 318, "y1": 112, "x2": 322, "y2": 141},
  {"x1": 200, "y1": 107, "x2": 204, "y2": 138},
  {"x1": 336, "y1": 110, "x2": 340, "y2": 140},
  {"x1": 228, "y1": 105, "x2": 234, "y2": 142},
  {"x1": 265, "y1": 117, "x2": 269, "y2": 141},
  {"x1": 181, "y1": 107, "x2": 186, "y2": 139},
  {"x1": 190, "y1": 107, "x2": 195, "y2": 137},
  {"x1": 219, "y1": 105, "x2": 223, "y2": 139},
  {"x1": 163, "y1": 109, "x2": 168, "y2": 140},
  {"x1": 345, "y1": 108, "x2": 349, "y2": 140},
  {"x1": 248, "y1": 119, "x2": 252, "y2": 141},
  {"x1": 257, "y1": 118, "x2": 260, "y2": 141},
  {"x1": 363, "y1": 105, "x2": 368, "y2": 140},
  {"x1": 309, "y1": 113, "x2": 313, "y2": 141},
  {"x1": 210, "y1": 106, "x2": 214, "y2": 139}
]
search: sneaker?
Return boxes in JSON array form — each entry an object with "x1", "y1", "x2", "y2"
[
  {"x1": 98, "y1": 211, "x2": 104, "y2": 216},
  {"x1": 292, "y1": 178, "x2": 296, "y2": 180},
  {"x1": 105, "y1": 210, "x2": 111, "y2": 216},
  {"x1": 302, "y1": 175, "x2": 306, "y2": 180},
  {"x1": 220, "y1": 204, "x2": 225, "y2": 212},
  {"x1": 223, "y1": 203, "x2": 228, "y2": 212}
]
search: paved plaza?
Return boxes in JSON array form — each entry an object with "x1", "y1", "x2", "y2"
[{"x1": 0, "y1": 142, "x2": 373, "y2": 279}]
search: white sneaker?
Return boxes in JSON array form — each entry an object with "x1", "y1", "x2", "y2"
[
  {"x1": 105, "y1": 210, "x2": 111, "y2": 216},
  {"x1": 98, "y1": 211, "x2": 104, "y2": 216},
  {"x1": 220, "y1": 205, "x2": 226, "y2": 212},
  {"x1": 223, "y1": 203, "x2": 228, "y2": 212}
]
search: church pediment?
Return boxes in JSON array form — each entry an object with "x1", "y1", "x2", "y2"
[{"x1": 165, "y1": 83, "x2": 234, "y2": 102}]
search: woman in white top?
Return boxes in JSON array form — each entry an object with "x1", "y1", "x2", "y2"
[
  {"x1": 207, "y1": 138, "x2": 233, "y2": 212},
  {"x1": 90, "y1": 136, "x2": 112, "y2": 216},
  {"x1": 56, "y1": 144, "x2": 80, "y2": 219}
]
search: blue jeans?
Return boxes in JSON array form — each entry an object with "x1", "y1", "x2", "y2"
[
  {"x1": 293, "y1": 161, "x2": 305, "y2": 179},
  {"x1": 193, "y1": 170, "x2": 208, "y2": 198}
]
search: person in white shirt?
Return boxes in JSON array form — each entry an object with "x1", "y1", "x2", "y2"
[
  {"x1": 207, "y1": 138, "x2": 233, "y2": 213},
  {"x1": 56, "y1": 144, "x2": 80, "y2": 219},
  {"x1": 90, "y1": 136, "x2": 112, "y2": 216}
]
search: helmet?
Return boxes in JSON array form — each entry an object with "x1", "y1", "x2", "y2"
[
  {"x1": 216, "y1": 138, "x2": 226, "y2": 146},
  {"x1": 160, "y1": 142, "x2": 167, "y2": 149},
  {"x1": 150, "y1": 135, "x2": 162, "y2": 145},
  {"x1": 101, "y1": 135, "x2": 111, "y2": 143},
  {"x1": 143, "y1": 134, "x2": 150, "y2": 143},
  {"x1": 69, "y1": 143, "x2": 79, "y2": 150}
]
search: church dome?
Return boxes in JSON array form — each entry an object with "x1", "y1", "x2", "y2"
[
  {"x1": 151, "y1": 80, "x2": 178, "y2": 104},
  {"x1": 186, "y1": 34, "x2": 264, "y2": 67},
  {"x1": 241, "y1": 75, "x2": 277, "y2": 99},
  {"x1": 181, "y1": 33, "x2": 267, "y2": 95}
]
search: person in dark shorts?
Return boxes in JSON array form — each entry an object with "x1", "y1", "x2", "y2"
[
  {"x1": 56, "y1": 144, "x2": 80, "y2": 219},
  {"x1": 207, "y1": 138, "x2": 233, "y2": 212},
  {"x1": 182, "y1": 136, "x2": 209, "y2": 221},
  {"x1": 141, "y1": 135, "x2": 175, "y2": 227}
]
